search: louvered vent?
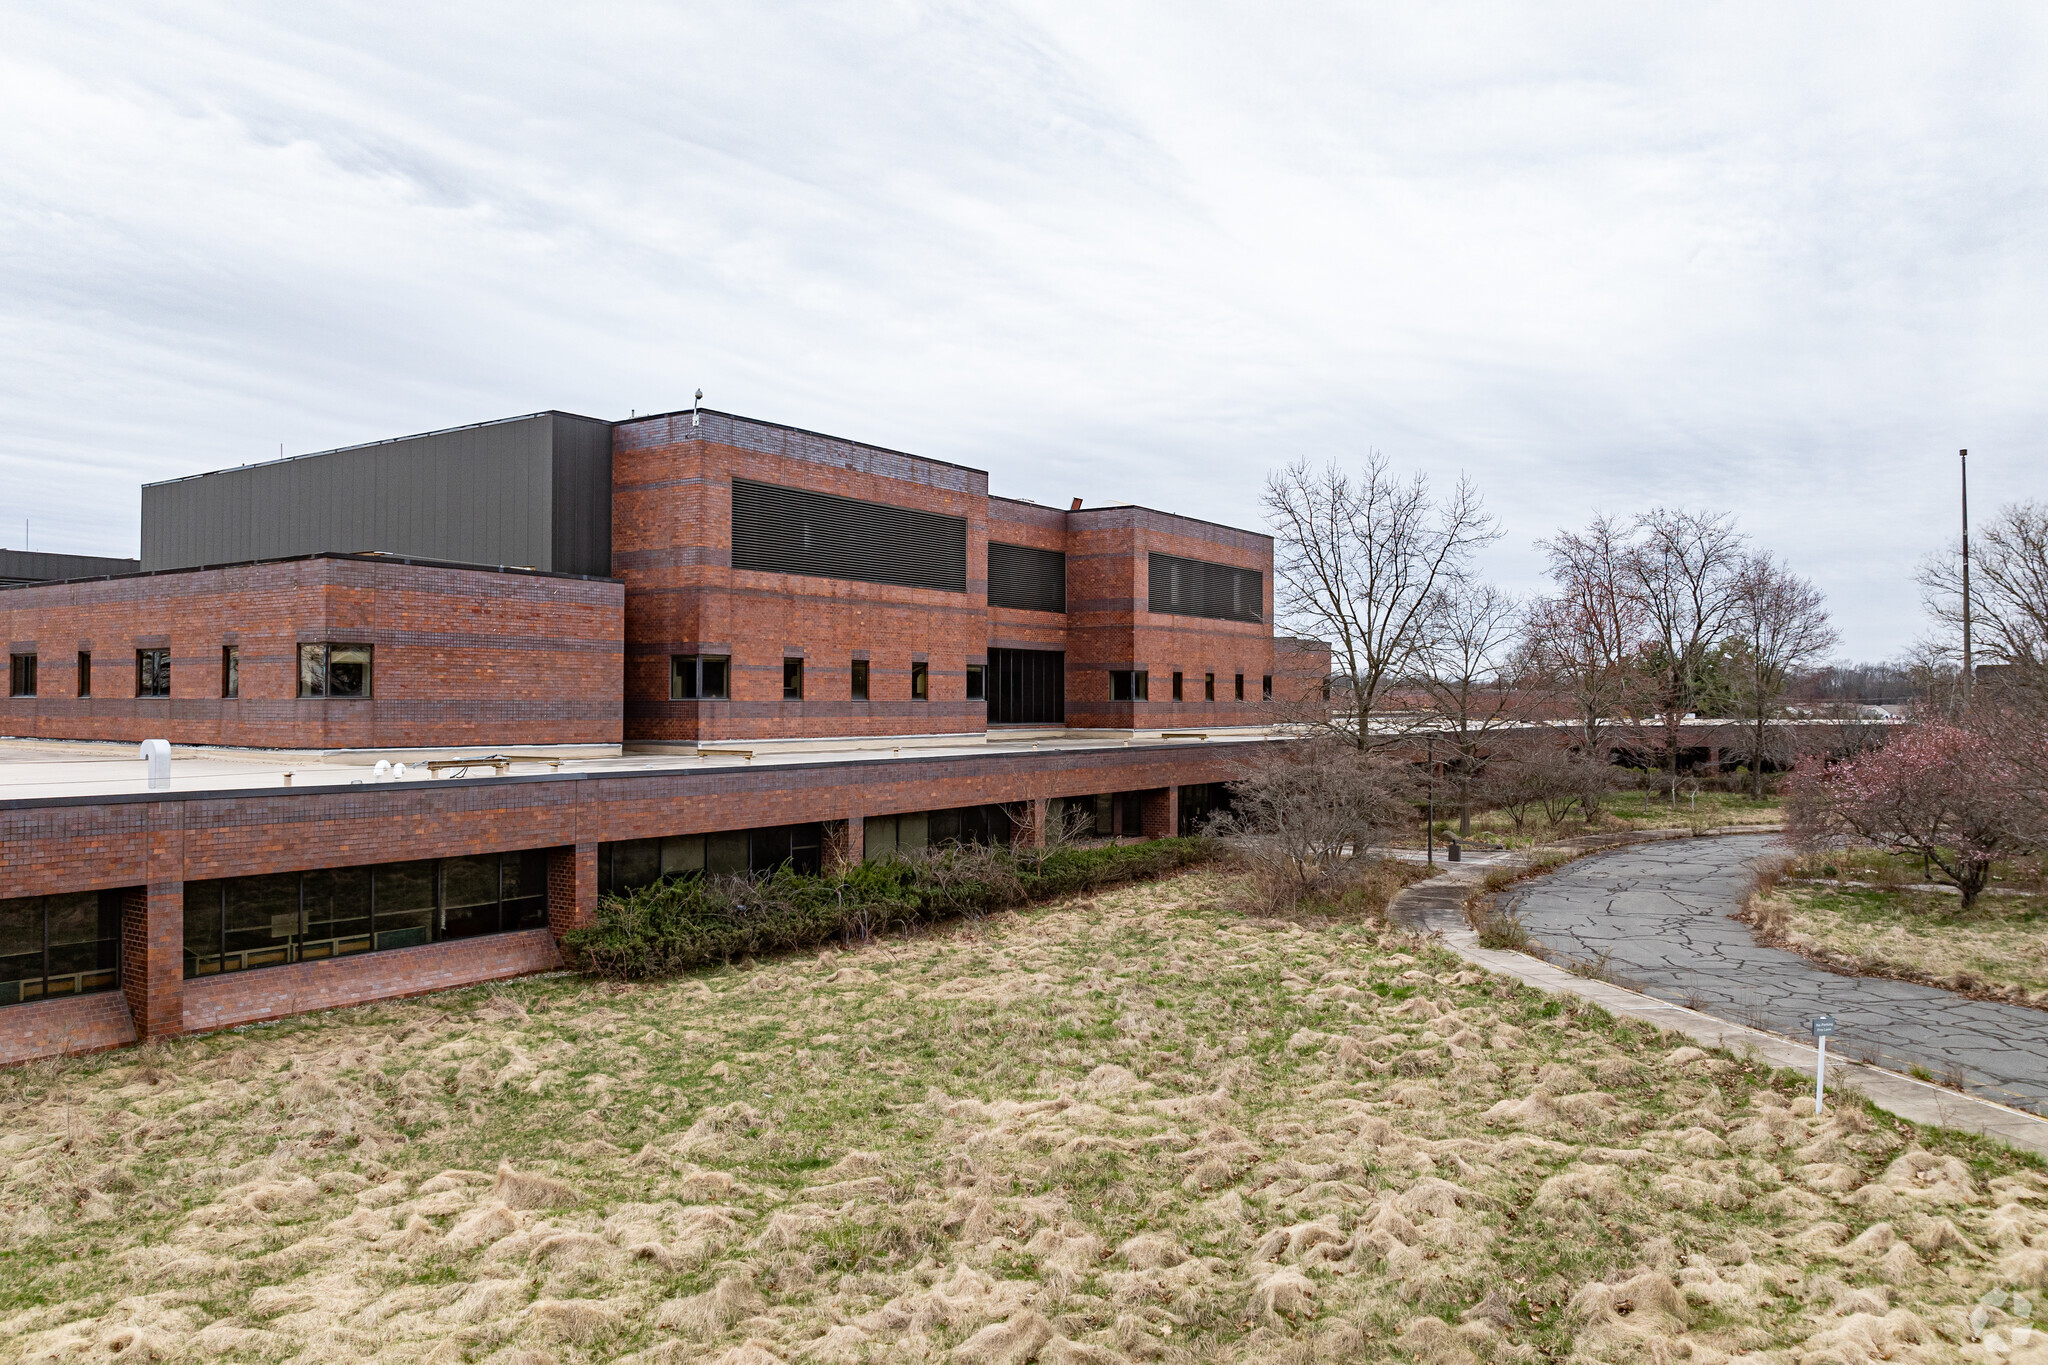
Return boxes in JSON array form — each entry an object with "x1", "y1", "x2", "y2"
[
  {"x1": 731, "y1": 479, "x2": 966, "y2": 593},
  {"x1": 1147, "y1": 552, "x2": 1264, "y2": 623},
  {"x1": 987, "y1": 542, "x2": 1066, "y2": 613}
]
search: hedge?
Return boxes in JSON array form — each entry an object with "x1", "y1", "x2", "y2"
[{"x1": 559, "y1": 837, "x2": 1219, "y2": 980}]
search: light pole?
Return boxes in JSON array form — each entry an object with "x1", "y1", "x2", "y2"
[
  {"x1": 1426, "y1": 734, "x2": 1436, "y2": 867},
  {"x1": 1961, "y1": 449, "x2": 1973, "y2": 706}
]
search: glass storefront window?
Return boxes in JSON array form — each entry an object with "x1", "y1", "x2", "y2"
[{"x1": 1, "y1": 891, "x2": 120, "y2": 1005}]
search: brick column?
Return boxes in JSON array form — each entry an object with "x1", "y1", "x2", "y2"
[
  {"x1": 823, "y1": 817, "x2": 864, "y2": 874},
  {"x1": 1138, "y1": 787, "x2": 1178, "y2": 840},
  {"x1": 1013, "y1": 799, "x2": 1047, "y2": 848},
  {"x1": 547, "y1": 843, "x2": 599, "y2": 937},
  {"x1": 121, "y1": 882, "x2": 185, "y2": 1041}
]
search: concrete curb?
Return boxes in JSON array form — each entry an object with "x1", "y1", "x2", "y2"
[{"x1": 1389, "y1": 868, "x2": 2048, "y2": 1160}]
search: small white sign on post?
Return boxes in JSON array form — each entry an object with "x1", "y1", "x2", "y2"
[{"x1": 1809, "y1": 1015, "x2": 1836, "y2": 1114}]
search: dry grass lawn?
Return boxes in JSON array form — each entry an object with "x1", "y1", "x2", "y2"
[
  {"x1": 1747, "y1": 884, "x2": 2048, "y2": 1009},
  {"x1": 4, "y1": 868, "x2": 2048, "y2": 1365}
]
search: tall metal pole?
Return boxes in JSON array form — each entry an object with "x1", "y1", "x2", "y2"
[
  {"x1": 1426, "y1": 734, "x2": 1435, "y2": 867},
  {"x1": 1960, "y1": 449, "x2": 1973, "y2": 706}
]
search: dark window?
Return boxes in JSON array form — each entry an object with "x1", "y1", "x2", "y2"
[
  {"x1": 1179, "y1": 782, "x2": 1236, "y2": 836},
  {"x1": 670, "y1": 654, "x2": 730, "y2": 700},
  {"x1": 599, "y1": 823, "x2": 824, "y2": 893},
  {"x1": 851, "y1": 658, "x2": 869, "y2": 701},
  {"x1": 911, "y1": 660, "x2": 929, "y2": 700},
  {"x1": 987, "y1": 648, "x2": 1064, "y2": 724},
  {"x1": 1235, "y1": 673, "x2": 1245, "y2": 701},
  {"x1": 731, "y1": 478, "x2": 967, "y2": 593},
  {"x1": 965, "y1": 664, "x2": 986, "y2": 701},
  {"x1": 137, "y1": 648, "x2": 170, "y2": 697},
  {"x1": 1148, "y1": 553, "x2": 1264, "y2": 623},
  {"x1": 298, "y1": 643, "x2": 372, "y2": 698},
  {"x1": 987, "y1": 542, "x2": 1066, "y2": 613},
  {"x1": 76, "y1": 651, "x2": 90, "y2": 698},
  {"x1": 0, "y1": 891, "x2": 121, "y2": 1007},
  {"x1": 1262, "y1": 674, "x2": 1273, "y2": 700},
  {"x1": 222, "y1": 646, "x2": 239, "y2": 699},
  {"x1": 1204, "y1": 672, "x2": 1215, "y2": 701},
  {"x1": 8, "y1": 653, "x2": 34, "y2": 698},
  {"x1": 182, "y1": 850, "x2": 546, "y2": 979},
  {"x1": 783, "y1": 657, "x2": 804, "y2": 700},
  {"x1": 1171, "y1": 671, "x2": 1183, "y2": 701},
  {"x1": 1110, "y1": 670, "x2": 1149, "y2": 702}
]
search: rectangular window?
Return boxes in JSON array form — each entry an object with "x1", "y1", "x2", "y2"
[
  {"x1": 851, "y1": 658, "x2": 869, "y2": 701},
  {"x1": 76, "y1": 651, "x2": 90, "y2": 698},
  {"x1": 986, "y1": 648, "x2": 1065, "y2": 725},
  {"x1": 1204, "y1": 671, "x2": 1215, "y2": 701},
  {"x1": 669, "y1": 654, "x2": 731, "y2": 700},
  {"x1": 599, "y1": 824, "x2": 825, "y2": 893},
  {"x1": 182, "y1": 851, "x2": 545, "y2": 979},
  {"x1": 1262, "y1": 674, "x2": 1273, "y2": 701},
  {"x1": 8, "y1": 653, "x2": 34, "y2": 698},
  {"x1": 783, "y1": 657, "x2": 805, "y2": 700},
  {"x1": 965, "y1": 664, "x2": 985, "y2": 701},
  {"x1": 222, "y1": 646, "x2": 239, "y2": 699},
  {"x1": 1148, "y1": 552, "x2": 1264, "y2": 623},
  {"x1": 987, "y1": 542, "x2": 1067, "y2": 613},
  {"x1": 911, "y1": 660, "x2": 929, "y2": 700},
  {"x1": 137, "y1": 648, "x2": 170, "y2": 697},
  {"x1": 1171, "y1": 671, "x2": 1184, "y2": 701},
  {"x1": 731, "y1": 478, "x2": 967, "y2": 593},
  {"x1": 1110, "y1": 670, "x2": 1150, "y2": 702},
  {"x1": 0, "y1": 891, "x2": 121, "y2": 1007},
  {"x1": 1235, "y1": 673, "x2": 1245, "y2": 701},
  {"x1": 298, "y1": 643, "x2": 373, "y2": 698}
]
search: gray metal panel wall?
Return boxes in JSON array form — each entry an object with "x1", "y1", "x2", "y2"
[
  {"x1": 142, "y1": 416, "x2": 563, "y2": 572},
  {"x1": 0, "y1": 549, "x2": 142, "y2": 585},
  {"x1": 549, "y1": 414, "x2": 615, "y2": 577}
]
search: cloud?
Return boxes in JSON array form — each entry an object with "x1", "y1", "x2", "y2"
[{"x1": 1, "y1": 1, "x2": 2044, "y2": 657}]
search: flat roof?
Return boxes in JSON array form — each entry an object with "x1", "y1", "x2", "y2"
[
  {"x1": 0, "y1": 728, "x2": 1284, "y2": 808},
  {"x1": 0, "y1": 550, "x2": 621, "y2": 593},
  {"x1": 143, "y1": 411, "x2": 611, "y2": 489}
]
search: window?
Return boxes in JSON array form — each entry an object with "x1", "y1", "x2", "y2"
[
  {"x1": 851, "y1": 658, "x2": 870, "y2": 701},
  {"x1": 987, "y1": 648, "x2": 1065, "y2": 724},
  {"x1": 731, "y1": 478, "x2": 967, "y2": 593},
  {"x1": 670, "y1": 654, "x2": 730, "y2": 700},
  {"x1": 911, "y1": 660, "x2": 929, "y2": 700},
  {"x1": 783, "y1": 657, "x2": 805, "y2": 700},
  {"x1": 8, "y1": 653, "x2": 34, "y2": 698},
  {"x1": 0, "y1": 891, "x2": 120, "y2": 1006},
  {"x1": 966, "y1": 664, "x2": 985, "y2": 701},
  {"x1": 1262, "y1": 674, "x2": 1273, "y2": 701},
  {"x1": 221, "y1": 646, "x2": 239, "y2": 699},
  {"x1": 182, "y1": 850, "x2": 547, "y2": 978},
  {"x1": 137, "y1": 648, "x2": 170, "y2": 698},
  {"x1": 1171, "y1": 671, "x2": 1184, "y2": 701},
  {"x1": 76, "y1": 651, "x2": 90, "y2": 698},
  {"x1": 298, "y1": 643, "x2": 371, "y2": 698},
  {"x1": 1147, "y1": 552, "x2": 1264, "y2": 623},
  {"x1": 1204, "y1": 671, "x2": 1215, "y2": 701},
  {"x1": 600, "y1": 824, "x2": 824, "y2": 892},
  {"x1": 1110, "y1": 670, "x2": 1149, "y2": 702},
  {"x1": 1235, "y1": 673, "x2": 1245, "y2": 701}
]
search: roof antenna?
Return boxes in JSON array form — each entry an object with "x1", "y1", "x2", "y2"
[{"x1": 693, "y1": 389, "x2": 703, "y2": 428}]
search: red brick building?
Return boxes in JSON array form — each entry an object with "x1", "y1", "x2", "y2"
[{"x1": 1, "y1": 408, "x2": 1328, "y2": 1063}]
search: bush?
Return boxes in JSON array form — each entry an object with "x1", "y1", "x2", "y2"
[{"x1": 560, "y1": 837, "x2": 1219, "y2": 979}]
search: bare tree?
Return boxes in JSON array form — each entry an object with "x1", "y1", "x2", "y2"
[
  {"x1": 1626, "y1": 509, "x2": 1748, "y2": 802},
  {"x1": 1419, "y1": 580, "x2": 1527, "y2": 834},
  {"x1": 1216, "y1": 737, "x2": 1413, "y2": 911},
  {"x1": 1264, "y1": 455, "x2": 1500, "y2": 748},
  {"x1": 1918, "y1": 499, "x2": 2048, "y2": 679},
  {"x1": 1474, "y1": 731, "x2": 1602, "y2": 834},
  {"x1": 1726, "y1": 553, "x2": 1838, "y2": 798},
  {"x1": 1525, "y1": 514, "x2": 1653, "y2": 819}
]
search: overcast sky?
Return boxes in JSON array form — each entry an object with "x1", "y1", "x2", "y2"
[{"x1": 4, "y1": 3, "x2": 2044, "y2": 660}]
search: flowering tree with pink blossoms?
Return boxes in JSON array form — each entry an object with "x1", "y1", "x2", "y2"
[{"x1": 1784, "y1": 722, "x2": 2029, "y2": 910}]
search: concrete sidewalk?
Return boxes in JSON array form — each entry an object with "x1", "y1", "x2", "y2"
[{"x1": 1388, "y1": 861, "x2": 2048, "y2": 1159}]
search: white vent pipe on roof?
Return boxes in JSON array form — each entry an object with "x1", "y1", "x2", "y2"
[{"x1": 140, "y1": 738, "x2": 171, "y2": 790}]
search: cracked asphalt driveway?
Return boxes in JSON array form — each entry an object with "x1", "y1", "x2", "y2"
[{"x1": 1506, "y1": 834, "x2": 2048, "y2": 1114}]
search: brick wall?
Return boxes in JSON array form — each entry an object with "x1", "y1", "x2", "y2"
[
  {"x1": 0, "y1": 555, "x2": 623, "y2": 749},
  {"x1": 180, "y1": 929, "x2": 561, "y2": 1034},
  {"x1": 0, "y1": 992, "x2": 137, "y2": 1066}
]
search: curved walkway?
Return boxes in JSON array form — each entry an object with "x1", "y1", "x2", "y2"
[{"x1": 1502, "y1": 835, "x2": 2048, "y2": 1114}]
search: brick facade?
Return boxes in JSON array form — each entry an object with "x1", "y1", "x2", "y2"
[
  {"x1": 0, "y1": 554, "x2": 622, "y2": 750},
  {"x1": 0, "y1": 992, "x2": 137, "y2": 1066}
]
